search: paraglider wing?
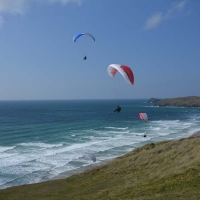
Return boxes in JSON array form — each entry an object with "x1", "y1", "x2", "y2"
[
  {"x1": 83, "y1": 153, "x2": 96, "y2": 162},
  {"x1": 107, "y1": 64, "x2": 134, "y2": 85},
  {"x1": 139, "y1": 113, "x2": 148, "y2": 122},
  {"x1": 73, "y1": 33, "x2": 95, "y2": 42}
]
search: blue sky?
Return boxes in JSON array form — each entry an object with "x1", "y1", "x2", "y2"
[{"x1": 0, "y1": 0, "x2": 199, "y2": 100}]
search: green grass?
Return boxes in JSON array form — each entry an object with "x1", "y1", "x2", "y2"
[{"x1": 0, "y1": 136, "x2": 200, "y2": 200}]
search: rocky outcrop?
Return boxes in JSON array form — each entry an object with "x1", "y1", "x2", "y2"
[{"x1": 148, "y1": 98, "x2": 161, "y2": 104}]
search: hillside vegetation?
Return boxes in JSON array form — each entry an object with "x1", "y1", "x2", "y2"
[
  {"x1": 154, "y1": 96, "x2": 200, "y2": 107},
  {"x1": 0, "y1": 136, "x2": 200, "y2": 200}
]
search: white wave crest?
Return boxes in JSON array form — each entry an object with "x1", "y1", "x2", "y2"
[{"x1": 105, "y1": 127, "x2": 128, "y2": 130}]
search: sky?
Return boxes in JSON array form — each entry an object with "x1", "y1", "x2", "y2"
[{"x1": 0, "y1": 0, "x2": 199, "y2": 100}]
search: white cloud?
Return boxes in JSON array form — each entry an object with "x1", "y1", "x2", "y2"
[
  {"x1": 144, "y1": 0, "x2": 188, "y2": 30},
  {"x1": 0, "y1": 15, "x2": 4, "y2": 26},
  {"x1": 0, "y1": 0, "x2": 86, "y2": 27},
  {"x1": 143, "y1": 12, "x2": 163, "y2": 30},
  {"x1": 42, "y1": 0, "x2": 84, "y2": 5},
  {"x1": 165, "y1": 0, "x2": 187, "y2": 19},
  {"x1": 0, "y1": 0, "x2": 29, "y2": 15},
  {"x1": 174, "y1": 0, "x2": 187, "y2": 10}
]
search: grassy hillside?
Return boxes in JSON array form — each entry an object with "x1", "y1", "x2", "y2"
[
  {"x1": 155, "y1": 96, "x2": 200, "y2": 107},
  {"x1": 0, "y1": 136, "x2": 200, "y2": 200}
]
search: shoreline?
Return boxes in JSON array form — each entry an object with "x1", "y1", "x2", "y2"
[
  {"x1": 1, "y1": 132, "x2": 200, "y2": 199},
  {"x1": 191, "y1": 130, "x2": 200, "y2": 137},
  {"x1": 52, "y1": 159, "x2": 112, "y2": 180},
  {"x1": 0, "y1": 130, "x2": 199, "y2": 190},
  {"x1": 52, "y1": 130, "x2": 200, "y2": 181}
]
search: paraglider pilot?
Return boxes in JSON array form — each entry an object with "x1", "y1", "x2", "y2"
[
  {"x1": 83, "y1": 56, "x2": 87, "y2": 60},
  {"x1": 114, "y1": 105, "x2": 121, "y2": 113}
]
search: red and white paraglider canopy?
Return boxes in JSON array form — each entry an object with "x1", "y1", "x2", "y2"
[
  {"x1": 138, "y1": 113, "x2": 148, "y2": 122},
  {"x1": 107, "y1": 64, "x2": 134, "y2": 85}
]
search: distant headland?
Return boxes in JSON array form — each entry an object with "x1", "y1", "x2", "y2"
[
  {"x1": 148, "y1": 96, "x2": 200, "y2": 107},
  {"x1": 148, "y1": 98, "x2": 161, "y2": 104}
]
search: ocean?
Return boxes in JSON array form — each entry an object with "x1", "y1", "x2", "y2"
[{"x1": 0, "y1": 99, "x2": 200, "y2": 189}]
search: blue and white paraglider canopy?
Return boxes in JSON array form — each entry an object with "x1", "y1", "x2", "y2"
[{"x1": 73, "y1": 33, "x2": 95, "y2": 42}]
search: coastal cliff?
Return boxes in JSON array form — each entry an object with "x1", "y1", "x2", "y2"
[{"x1": 150, "y1": 96, "x2": 200, "y2": 107}]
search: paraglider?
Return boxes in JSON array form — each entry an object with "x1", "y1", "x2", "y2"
[
  {"x1": 83, "y1": 153, "x2": 96, "y2": 162},
  {"x1": 73, "y1": 33, "x2": 95, "y2": 42},
  {"x1": 72, "y1": 153, "x2": 96, "y2": 163},
  {"x1": 107, "y1": 64, "x2": 134, "y2": 86},
  {"x1": 138, "y1": 113, "x2": 148, "y2": 122},
  {"x1": 107, "y1": 64, "x2": 134, "y2": 112},
  {"x1": 136, "y1": 133, "x2": 147, "y2": 137},
  {"x1": 114, "y1": 105, "x2": 121, "y2": 113},
  {"x1": 73, "y1": 33, "x2": 95, "y2": 60}
]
